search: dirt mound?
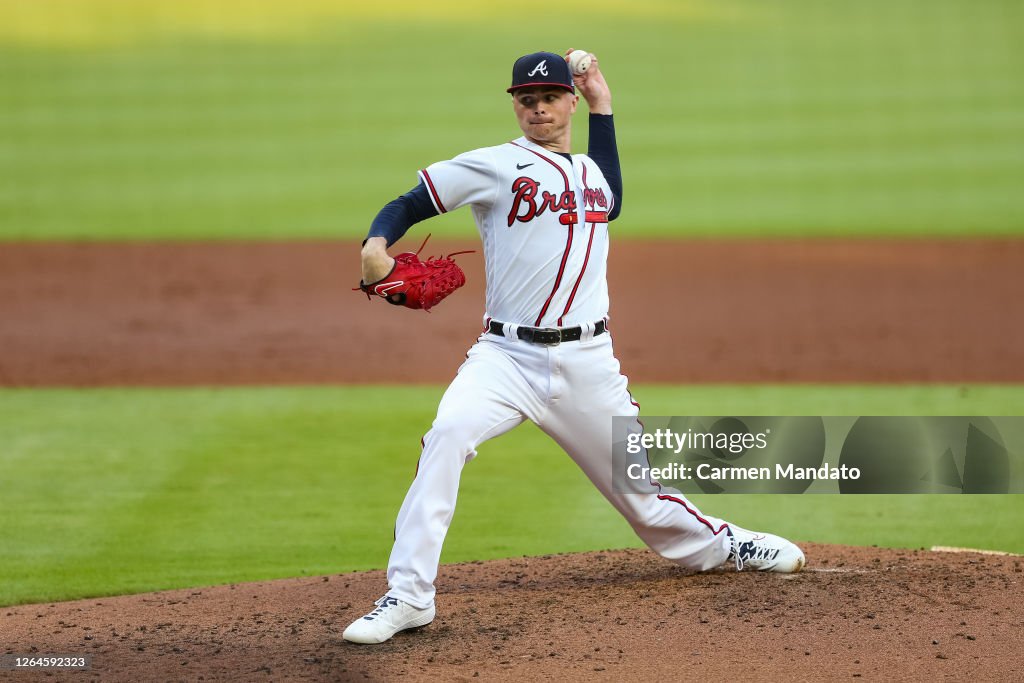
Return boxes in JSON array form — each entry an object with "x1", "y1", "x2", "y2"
[
  {"x1": 3, "y1": 545, "x2": 1020, "y2": 681},
  {"x1": 2, "y1": 239, "x2": 1022, "y2": 386}
]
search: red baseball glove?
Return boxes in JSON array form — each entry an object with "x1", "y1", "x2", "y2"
[{"x1": 357, "y1": 236, "x2": 472, "y2": 311}]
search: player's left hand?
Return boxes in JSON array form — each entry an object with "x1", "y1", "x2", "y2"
[
  {"x1": 356, "y1": 235, "x2": 472, "y2": 312},
  {"x1": 566, "y1": 49, "x2": 612, "y2": 115}
]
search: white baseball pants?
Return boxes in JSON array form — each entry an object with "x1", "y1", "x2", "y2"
[{"x1": 386, "y1": 330, "x2": 732, "y2": 609}]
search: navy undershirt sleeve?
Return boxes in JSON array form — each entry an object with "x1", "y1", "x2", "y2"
[
  {"x1": 587, "y1": 113, "x2": 623, "y2": 221},
  {"x1": 365, "y1": 182, "x2": 440, "y2": 247}
]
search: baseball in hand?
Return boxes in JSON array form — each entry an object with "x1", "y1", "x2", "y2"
[{"x1": 568, "y1": 50, "x2": 593, "y2": 76}]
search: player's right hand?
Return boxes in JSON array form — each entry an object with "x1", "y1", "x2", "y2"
[{"x1": 565, "y1": 48, "x2": 612, "y2": 115}]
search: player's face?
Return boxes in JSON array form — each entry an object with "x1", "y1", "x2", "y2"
[{"x1": 512, "y1": 87, "x2": 578, "y2": 145}]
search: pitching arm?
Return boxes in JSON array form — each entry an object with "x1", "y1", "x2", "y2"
[
  {"x1": 568, "y1": 49, "x2": 622, "y2": 220},
  {"x1": 587, "y1": 114, "x2": 622, "y2": 221}
]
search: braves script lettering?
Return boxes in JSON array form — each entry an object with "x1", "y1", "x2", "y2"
[
  {"x1": 583, "y1": 187, "x2": 608, "y2": 209},
  {"x1": 507, "y1": 176, "x2": 577, "y2": 227}
]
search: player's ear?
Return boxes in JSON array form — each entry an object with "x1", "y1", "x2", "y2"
[{"x1": 570, "y1": 94, "x2": 579, "y2": 113}]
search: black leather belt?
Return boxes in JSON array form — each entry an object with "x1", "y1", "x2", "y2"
[{"x1": 487, "y1": 320, "x2": 606, "y2": 345}]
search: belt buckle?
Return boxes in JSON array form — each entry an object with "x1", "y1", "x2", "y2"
[{"x1": 536, "y1": 327, "x2": 561, "y2": 346}]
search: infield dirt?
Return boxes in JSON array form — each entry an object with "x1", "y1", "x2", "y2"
[
  {"x1": 2, "y1": 239, "x2": 1022, "y2": 385},
  {"x1": 3, "y1": 545, "x2": 1022, "y2": 681}
]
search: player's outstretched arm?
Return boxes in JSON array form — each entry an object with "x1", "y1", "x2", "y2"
[
  {"x1": 360, "y1": 181, "x2": 441, "y2": 283},
  {"x1": 357, "y1": 183, "x2": 469, "y2": 311}
]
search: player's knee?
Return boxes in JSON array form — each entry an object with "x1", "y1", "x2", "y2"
[
  {"x1": 628, "y1": 504, "x2": 698, "y2": 544},
  {"x1": 628, "y1": 505, "x2": 678, "y2": 534},
  {"x1": 425, "y1": 415, "x2": 479, "y2": 454}
]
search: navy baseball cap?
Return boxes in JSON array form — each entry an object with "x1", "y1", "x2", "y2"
[{"x1": 507, "y1": 51, "x2": 575, "y2": 94}]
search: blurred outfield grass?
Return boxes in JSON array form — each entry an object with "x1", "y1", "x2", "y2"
[
  {"x1": 1, "y1": 384, "x2": 1022, "y2": 606},
  {"x1": 1, "y1": 0, "x2": 1022, "y2": 240}
]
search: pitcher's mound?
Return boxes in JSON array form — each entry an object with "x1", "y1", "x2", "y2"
[{"x1": 3, "y1": 544, "x2": 1021, "y2": 681}]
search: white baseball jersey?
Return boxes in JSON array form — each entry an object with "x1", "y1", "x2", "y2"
[
  {"x1": 418, "y1": 136, "x2": 616, "y2": 328},
  {"x1": 381, "y1": 131, "x2": 739, "y2": 614}
]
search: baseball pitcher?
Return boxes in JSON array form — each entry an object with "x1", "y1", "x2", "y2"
[{"x1": 345, "y1": 50, "x2": 805, "y2": 645}]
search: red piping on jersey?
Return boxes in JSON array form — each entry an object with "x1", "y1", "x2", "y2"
[
  {"x1": 558, "y1": 224, "x2": 594, "y2": 326},
  {"x1": 628, "y1": 389, "x2": 728, "y2": 538},
  {"x1": 536, "y1": 225, "x2": 573, "y2": 326},
  {"x1": 558, "y1": 163, "x2": 594, "y2": 326},
  {"x1": 508, "y1": 140, "x2": 571, "y2": 189},
  {"x1": 656, "y1": 493, "x2": 730, "y2": 536},
  {"x1": 509, "y1": 140, "x2": 577, "y2": 327},
  {"x1": 419, "y1": 169, "x2": 447, "y2": 214}
]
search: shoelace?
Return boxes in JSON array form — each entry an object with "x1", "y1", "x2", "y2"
[
  {"x1": 738, "y1": 542, "x2": 779, "y2": 561},
  {"x1": 729, "y1": 530, "x2": 744, "y2": 571},
  {"x1": 364, "y1": 596, "x2": 400, "y2": 621},
  {"x1": 729, "y1": 530, "x2": 780, "y2": 572}
]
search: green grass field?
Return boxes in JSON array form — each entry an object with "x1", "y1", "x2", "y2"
[
  {"x1": 1, "y1": 0, "x2": 1022, "y2": 239},
  {"x1": 2, "y1": 385, "x2": 1022, "y2": 607},
  {"x1": 2, "y1": 0, "x2": 1022, "y2": 611}
]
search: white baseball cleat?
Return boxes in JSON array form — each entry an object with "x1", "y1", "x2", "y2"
[
  {"x1": 727, "y1": 524, "x2": 806, "y2": 573},
  {"x1": 342, "y1": 595, "x2": 436, "y2": 644}
]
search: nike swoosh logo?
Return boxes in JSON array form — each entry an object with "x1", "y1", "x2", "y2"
[
  {"x1": 374, "y1": 281, "x2": 405, "y2": 295},
  {"x1": 516, "y1": 163, "x2": 534, "y2": 170}
]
